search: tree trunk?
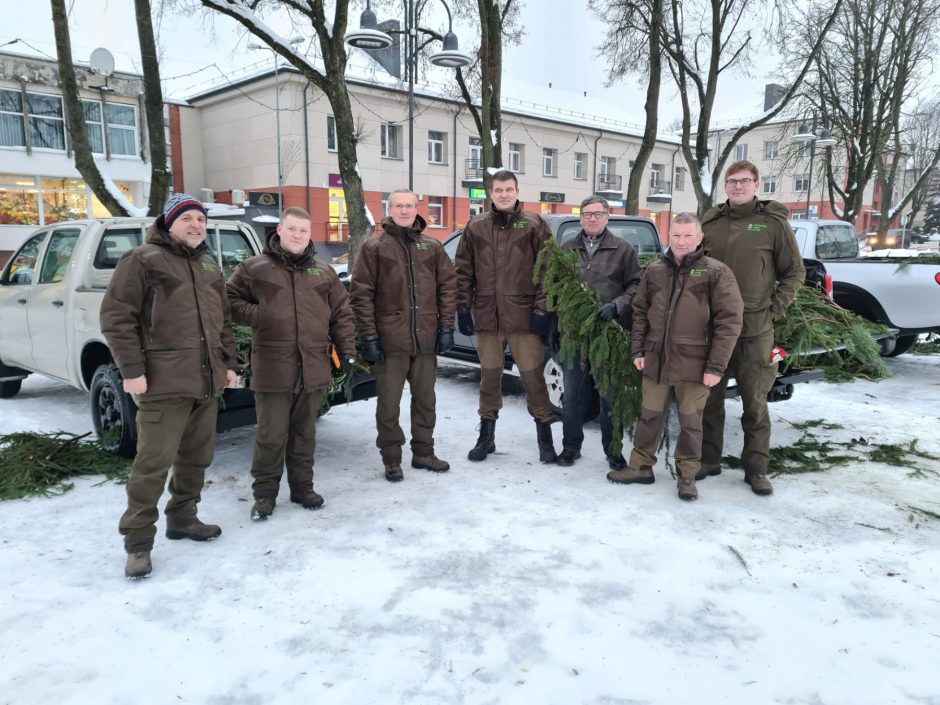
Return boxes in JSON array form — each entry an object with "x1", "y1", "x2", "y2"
[
  {"x1": 624, "y1": 0, "x2": 661, "y2": 215},
  {"x1": 134, "y1": 0, "x2": 170, "y2": 214},
  {"x1": 50, "y1": 0, "x2": 128, "y2": 215}
]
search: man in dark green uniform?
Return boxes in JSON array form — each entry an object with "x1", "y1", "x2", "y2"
[{"x1": 700, "y1": 160, "x2": 805, "y2": 496}]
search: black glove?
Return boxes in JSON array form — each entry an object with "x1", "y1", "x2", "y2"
[
  {"x1": 457, "y1": 308, "x2": 475, "y2": 336},
  {"x1": 358, "y1": 335, "x2": 384, "y2": 364},
  {"x1": 436, "y1": 326, "x2": 455, "y2": 354},
  {"x1": 530, "y1": 309, "x2": 552, "y2": 340},
  {"x1": 597, "y1": 302, "x2": 618, "y2": 321}
]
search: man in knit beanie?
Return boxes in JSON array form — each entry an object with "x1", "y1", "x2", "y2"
[{"x1": 101, "y1": 192, "x2": 238, "y2": 579}]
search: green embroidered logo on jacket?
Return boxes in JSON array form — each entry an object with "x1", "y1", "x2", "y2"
[
  {"x1": 689, "y1": 267, "x2": 708, "y2": 277},
  {"x1": 746, "y1": 223, "x2": 768, "y2": 232},
  {"x1": 415, "y1": 242, "x2": 429, "y2": 250},
  {"x1": 512, "y1": 221, "x2": 526, "y2": 229},
  {"x1": 200, "y1": 260, "x2": 218, "y2": 273},
  {"x1": 306, "y1": 266, "x2": 323, "y2": 276}
]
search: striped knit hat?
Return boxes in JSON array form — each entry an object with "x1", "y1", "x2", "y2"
[{"x1": 162, "y1": 193, "x2": 207, "y2": 230}]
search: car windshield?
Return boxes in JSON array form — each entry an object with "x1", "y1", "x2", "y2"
[{"x1": 557, "y1": 220, "x2": 661, "y2": 255}]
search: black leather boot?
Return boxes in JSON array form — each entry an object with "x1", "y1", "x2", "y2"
[
  {"x1": 536, "y1": 420, "x2": 558, "y2": 463},
  {"x1": 468, "y1": 418, "x2": 496, "y2": 461}
]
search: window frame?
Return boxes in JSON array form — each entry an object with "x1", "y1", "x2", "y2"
[
  {"x1": 763, "y1": 140, "x2": 779, "y2": 160},
  {"x1": 541, "y1": 147, "x2": 557, "y2": 177},
  {"x1": 427, "y1": 130, "x2": 446, "y2": 165},
  {"x1": 573, "y1": 152, "x2": 586, "y2": 180},
  {"x1": 380, "y1": 123, "x2": 402, "y2": 159},
  {"x1": 327, "y1": 115, "x2": 338, "y2": 152},
  {"x1": 508, "y1": 142, "x2": 524, "y2": 173}
]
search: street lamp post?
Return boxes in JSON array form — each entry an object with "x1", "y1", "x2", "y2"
[
  {"x1": 249, "y1": 38, "x2": 303, "y2": 209},
  {"x1": 790, "y1": 110, "x2": 836, "y2": 219},
  {"x1": 346, "y1": 0, "x2": 472, "y2": 191}
]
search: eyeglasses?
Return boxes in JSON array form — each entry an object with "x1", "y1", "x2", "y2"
[
  {"x1": 580, "y1": 211, "x2": 608, "y2": 219},
  {"x1": 725, "y1": 177, "x2": 755, "y2": 186},
  {"x1": 390, "y1": 203, "x2": 416, "y2": 210}
]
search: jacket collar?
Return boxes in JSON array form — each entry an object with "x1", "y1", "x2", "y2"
[
  {"x1": 381, "y1": 213, "x2": 427, "y2": 241},
  {"x1": 573, "y1": 227, "x2": 616, "y2": 250},
  {"x1": 491, "y1": 200, "x2": 521, "y2": 228},
  {"x1": 263, "y1": 232, "x2": 317, "y2": 269},
  {"x1": 664, "y1": 245, "x2": 706, "y2": 271}
]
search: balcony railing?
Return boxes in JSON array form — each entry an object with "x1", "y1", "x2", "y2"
[
  {"x1": 597, "y1": 173, "x2": 622, "y2": 191},
  {"x1": 648, "y1": 179, "x2": 671, "y2": 194},
  {"x1": 465, "y1": 159, "x2": 483, "y2": 180}
]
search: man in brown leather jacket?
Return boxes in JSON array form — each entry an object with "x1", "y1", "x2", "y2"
[
  {"x1": 226, "y1": 207, "x2": 357, "y2": 520},
  {"x1": 700, "y1": 160, "x2": 805, "y2": 496},
  {"x1": 608, "y1": 213, "x2": 743, "y2": 500},
  {"x1": 350, "y1": 189, "x2": 458, "y2": 482},
  {"x1": 101, "y1": 193, "x2": 239, "y2": 579},
  {"x1": 454, "y1": 170, "x2": 558, "y2": 464}
]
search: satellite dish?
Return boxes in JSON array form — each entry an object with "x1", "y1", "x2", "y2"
[{"x1": 89, "y1": 48, "x2": 115, "y2": 77}]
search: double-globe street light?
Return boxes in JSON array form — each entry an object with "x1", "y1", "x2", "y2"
[
  {"x1": 345, "y1": 0, "x2": 473, "y2": 190},
  {"x1": 249, "y1": 37, "x2": 303, "y2": 210},
  {"x1": 789, "y1": 110, "x2": 837, "y2": 220}
]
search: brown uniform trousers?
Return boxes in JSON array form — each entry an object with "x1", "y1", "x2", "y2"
[
  {"x1": 250, "y1": 387, "x2": 324, "y2": 499},
  {"x1": 476, "y1": 331, "x2": 554, "y2": 422},
  {"x1": 119, "y1": 396, "x2": 219, "y2": 553},
  {"x1": 701, "y1": 329, "x2": 777, "y2": 472},
  {"x1": 630, "y1": 377, "x2": 710, "y2": 479},
  {"x1": 374, "y1": 353, "x2": 438, "y2": 464}
]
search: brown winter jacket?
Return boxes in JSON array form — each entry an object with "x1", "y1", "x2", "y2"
[
  {"x1": 701, "y1": 197, "x2": 805, "y2": 337},
  {"x1": 226, "y1": 233, "x2": 356, "y2": 393},
  {"x1": 455, "y1": 202, "x2": 552, "y2": 334},
  {"x1": 562, "y1": 227, "x2": 642, "y2": 313},
  {"x1": 100, "y1": 221, "x2": 237, "y2": 401},
  {"x1": 350, "y1": 215, "x2": 457, "y2": 355},
  {"x1": 631, "y1": 247, "x2": 744, "y2": 385}
]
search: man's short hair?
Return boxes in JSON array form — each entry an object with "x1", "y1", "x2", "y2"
[
  {"x1": 672, "y1": 212, "x2": 702, "y2": 230},
  {"x1": 280, "y1": 206, "x2": 310, "y2": 221},
  {"x1": 389, "y1": 188, "x2": 418, "y2": 204},
  {"x1": 580, "y1": 196, "x2": 609, "y2": 211},
  {"x1": 490, "y1": 170, "x2": 518, "y2": 187},
  {"x1": 724, "y1": 160, "x2": 759, "y2": 181}
]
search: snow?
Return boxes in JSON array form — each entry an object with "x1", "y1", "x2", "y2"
[
  {"x1": 2, "y1": 356, "x2": 940, "y2": 704},
  {"x1": 102, "y1": 175, "x2": 147, "y2": 217}
]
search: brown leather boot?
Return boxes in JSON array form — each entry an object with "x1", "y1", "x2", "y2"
[
  {"x1": 165, "y1": 517, "x2": 222, "y2": 541},
  {"x1": 251, "y1": 497, "x2": 276, "y2": 521},
  {"x1": 694, "y1": 465, "x2": 721, "y2": 481},
  {"x1": 607, "y1": 465, "x2": 655, "y2": 484},
  {"x1": 412, "y1": 455, "x2": 450, "y2": 472},
  {"x1": 125, "y1": 550, "x2": 152, "y2": 580},
  {"x1": 745, "y1": 469, "x2": 774, "y2": 496},
  {"x1": 677, "y1": 476, "x2": 698, "y2": 501},
  {"x1": 385, "y1": 463, "x2": 404, "y2": 482},
  {"x1": 290, "y1": 488, "x2": 324, "y2": 510}
]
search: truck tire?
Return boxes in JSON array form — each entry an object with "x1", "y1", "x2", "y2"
[
  {"x1": 0, "y1": 379, "x2": 22, "y2": 398},
  {"x1": 883, "y1": 334, "x2": 918, "y2": 358},
  {"x1": 90, "y1": 363, "x2": 138, "y2": 457}
]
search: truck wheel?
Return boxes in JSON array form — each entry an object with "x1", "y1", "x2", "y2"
[
  {"x1": 0, "y1": 379, "x2": 22, "y2": 398},
  {"x1": 543, "y1": 354, "x2": 599, "y2": 422},
  {"x1": 883, "y1": 334, "x2": 918, "y2": 357},
  {"x1": 90, "y1": 364, "x2": 138, "y2": 457}
]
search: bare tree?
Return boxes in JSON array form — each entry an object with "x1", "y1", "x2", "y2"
[
  {"x1": 589, "y1": 0, "x2": 663, "y2": 215},
  {"x1": 799, "y1": 0, "x2": 940, "y2": 231},
  {"x1": 199, "y1": 0, "x2": 372, "y2": 265},
  {"x1": 452, "y1": 0, "x2": 523, "y2": 193},
  {"x1": 51, "y1": 0, "x2": 168, "y2": 215},
  {"x1": 662, "y1": 0, "x2": 843, "y2": 213}
]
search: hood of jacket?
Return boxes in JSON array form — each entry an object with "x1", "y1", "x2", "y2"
[
  {"x1": 381, "y1": 213, "x2": 427, "y2": 241},
  {"x1": 263, "y1": 230, "x2": 317, "y2": 269}
]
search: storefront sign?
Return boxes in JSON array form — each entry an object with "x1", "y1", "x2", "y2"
[
  {"x1": 248, "y1": 191, "x2": 281, "y2": 209},
  {"x1": 540, "y1": 192, "x2": 565, "y2": 203},
  {"x1": 468, "y1": 188, "x2": 487, "y2": 199}
]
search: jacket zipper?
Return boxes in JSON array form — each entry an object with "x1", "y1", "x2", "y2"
[
  {"x1": 405, "y1": 238, "x2": 420, "y2": 352},
  {"x1": 659, "y1": 261, "x2": 685, "y2": 384}
]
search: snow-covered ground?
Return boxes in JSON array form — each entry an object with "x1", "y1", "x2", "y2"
[{"x1": 2, "y1": 356, "x2": 939, "y2": 705}]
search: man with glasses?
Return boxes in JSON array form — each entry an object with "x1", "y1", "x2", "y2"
[
  {"x1": 350, "y1": 189, "x2": 457, "y2": 482},
  {"x1": 455, "y1": 170, "x2": 558, "y2": 464},
  {"x1": 557, "y1": 196, "x2": 641, "y2": 469},
  {"x1": 699, "y1": 160, "x2": 804, "y2": 496}
]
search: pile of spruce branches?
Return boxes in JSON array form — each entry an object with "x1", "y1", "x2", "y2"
[{"x1": 0, "y1": 431, "x2": 130, "y2": 500}]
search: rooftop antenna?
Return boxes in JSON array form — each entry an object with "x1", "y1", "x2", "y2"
[{"x1": 89, "y1": 47, "x2": 115, "y2": 90}]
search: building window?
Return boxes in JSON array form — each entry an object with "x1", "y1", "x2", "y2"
[
  {"x1": 674, "y1": 166, "x2": 686, "y2": 192},
  {"x1": 794, "y1": 173, "x2": 810, "y2": 192},
  {"x1": 27, "y1": 93, "x2": 65, "y2": 151},
  {"x1": 106, "y1": 103, "x2": 137, "y2": 156},
  {"x1": 428, "y1": 131, "x2": 446, "y2": 164},
  {"x1": 381, "y1": 124, "x2": 402, "y2": 159},
  {"x1": 600, "y1": 156, "x2": 616, "y2": 177},
  {"x1": 735, "y1": 143, "x2": 748, "y2": 160},
  {"x1": 0, "y1": 173, "x2": 39, "y2": 224},
  {"x1": 650, "y1": 163, "x2": 664, "y2": 187},
  {"x1": 764, "y1": 140, "x2": 779, "y2": 160},
  {"x1": 508, "y1": 142, "x2": 524, "y2": 172},
  {"x1": 381, "y1": 192, "x2": 390, "y2": 218},
  {"x1": 82, "y1": 100, "x2": 104, "y2": 153},
  {"x1": 468, "y1": 136, "x2": 481, "y2": 164},
  {"x1": 327, "y1": 115, "x2": 337, "y2": 152},
  {"x1": 41, "y1": 177, "x2": 88, "y2": 224},
  {"x1": 761, "y1": 175, "x2": 778, "y2": 194},
  {"x1": 541, "y1": 148, "x2": 557, "y2": 177},
  {"x1": 574, "y1": 152, "x2": 586, "y2": 180},
  {"x1": 0, "y1": 89, "x2": 26, "y2": 147},
  {"x1": 90, "y1": 181, "x2": 133, "y2": 217},
  {"x1": 427, "y1": 195, "x2": 444, "y2": 226}
]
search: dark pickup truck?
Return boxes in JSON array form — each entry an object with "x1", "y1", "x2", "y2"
[{"x1": 439, "y1": 213, "x2": 828, "y2": 417}]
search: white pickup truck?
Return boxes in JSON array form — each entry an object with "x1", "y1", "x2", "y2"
[
  {"x1": 789, "y1": 219, "x2": 940, "y2": 356},
  {"x1": 0, "y1": 217, "x2": 375, "y2": 456}
]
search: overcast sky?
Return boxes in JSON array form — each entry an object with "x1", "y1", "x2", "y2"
[{"x1": 3, "y1": 0, "x2": 793, "y2": 125}]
